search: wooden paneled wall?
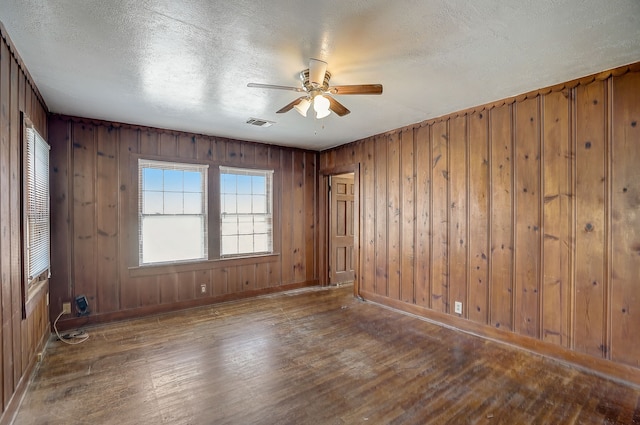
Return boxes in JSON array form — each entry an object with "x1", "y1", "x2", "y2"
[
  {"x1": 0, "y1": 24, "x2": 50, "y2": 425},
  {"x1": 320, "y1": 63, "x2": 640, "y2": 383},
  {"x1": 48, "y1": 115, "x2": 318, "y2": 328}
]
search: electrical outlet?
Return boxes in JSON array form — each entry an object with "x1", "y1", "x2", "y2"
[
  {"x1": 454, "y1": 301, "x2": 463, "y2": 315},
  {"x1": 200, "y1": 284, "x2": 207, "y2": 294},
  {"x1": 62, "y1": 302, "x2": 72, "y2": 314}
]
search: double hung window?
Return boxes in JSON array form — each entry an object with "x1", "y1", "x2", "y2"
[{"x1": 138, "y1": 159, "x2": 208, "y2": 265}]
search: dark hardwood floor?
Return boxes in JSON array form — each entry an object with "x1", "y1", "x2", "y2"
[{"x1": 13, "y1": 285, "x2": 640, "y2": 424}]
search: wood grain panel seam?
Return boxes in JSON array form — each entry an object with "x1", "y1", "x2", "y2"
[
  {"x1": 604, "y1": 76, "x2": 613, "y2": 361},
  {"x1": 510, "y1": 103, "x2": 517, "y2": 333},
  {"x1": 487, "y1": 111, "x2": 493, "y2": 326},
  {"x1": 538, "y1": 95, "x2": 545, "y2": 341},
  {"x1": 569, "y1": 86, "x2": 577, "y2": 351},
  {"x1": 464, "y1": 115, "x2": 471, "y2": 319}
]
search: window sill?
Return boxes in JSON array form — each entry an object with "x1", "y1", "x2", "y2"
[{"x1": 129, "y1": 253, "x2": 280, "y2": 278}]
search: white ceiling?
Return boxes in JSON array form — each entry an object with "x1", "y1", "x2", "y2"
[{"x1": 2, "y1": 0, "x2": 640, "y2": 151}]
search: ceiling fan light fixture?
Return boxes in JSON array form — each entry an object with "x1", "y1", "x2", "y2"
[
  {"x1": 293, "y1": 98, "x2": 311, "y2": 117},
  {"x1": 313, "y1": 94, "x2": 331, "y2": 118}
]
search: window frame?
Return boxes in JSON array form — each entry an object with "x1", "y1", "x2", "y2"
[
  {"x1": 130, "y1": 156, "x2": 279, "y2": 276},
  {"x1": 21, "y1": 113, "x2": 50, "y2": 316},
  {"x1": 219, "y1": 166, "x2": 274, "y2": 258},
  {"x1": 138, "y1": 159, "x2": 209, "y2": 266}
]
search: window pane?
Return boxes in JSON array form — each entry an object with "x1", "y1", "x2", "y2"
[
  {"x1": 184, "y1": 193, "x2": 202, "y2": 214},
  {"x1": 254, "y1": 216, "x2": 267, "y2": 233},
  {"x1": 238, "y1": 215, "x2": 253, "y2": 234},
  {"x1": 238, "y1": 235, "x2": 253, "y2": 254},
  {"x1": 221, "y1": 235, "x2": 238, "y2": 256},
  {"x1": 164, "y1": 169, "x2": 183, "y2": 192},
  {"x1": 221, "y1": 216, "x2": 237, "y2": 236},
  {"x1": 184, "y1": 171, "x2": 202, "y2": 192},
  {"x1": 222, "y1": 194, "x2": 237, "y2": 214},
  {"x1": 254, "y1": 234, "x2": 269, "y2": 253},
  {"x1": 237, "y1": 175, "x2": 252, "y2": 194},
  {"x1": 143, "y1": 191, "x2": 163, "y2": 214},
  {"x1": 252, "y1": 175, "x2": 266, "y2": 194},
  {"x1": 253, "y1": 195, "x2": 267, "y2": 214},
  {"x1": 237, "y1": 194, "x2": 252, "y2": 214},
  {"x1": 164, "y1": 192, "x2": 183, "y2": 214},
  {"x1": 142, "y1": 216, "x2": 205, "y2": 263},
  {"x1": 143, "y1": 168, "x2": 163, "y2": 191},
  {"x1": 221, "y1": 174, "x2": 236, "y2": 193}
]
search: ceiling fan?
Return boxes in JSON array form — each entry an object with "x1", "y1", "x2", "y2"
[{"x1": 247, "y1": 58, "x2": 383, "y2": 119}]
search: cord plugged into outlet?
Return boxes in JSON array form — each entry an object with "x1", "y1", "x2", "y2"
[{"x1": 62, "y1": 302, "x2": 72, "y2": 314}]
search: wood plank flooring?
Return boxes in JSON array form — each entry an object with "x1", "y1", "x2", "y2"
[{"x1": 13, "y1": 285, "x2": 640, "y2": 424}]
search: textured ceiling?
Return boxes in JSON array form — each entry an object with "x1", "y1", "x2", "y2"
[{"x1": 2, "y1": 0, "x2": 640, "y2": 150}]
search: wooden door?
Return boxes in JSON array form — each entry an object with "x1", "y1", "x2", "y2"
[{"x1": 329, "y1": 174, "x2": 355, "y2": 285}]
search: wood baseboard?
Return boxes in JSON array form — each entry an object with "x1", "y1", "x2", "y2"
[
  {"x1": 56, "y1": 280, "x2": 319, "y2": 331},
  {"x1": 0, "y1": 327, "x2": 50, "y2": 425},
  {"x1": 360, "y1": 290, "x2": 640, "y2": 388}
]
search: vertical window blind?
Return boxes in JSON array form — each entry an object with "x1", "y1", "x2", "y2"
[{"x1": 25, "y1": 125, "x2": 51, "y2": 282}]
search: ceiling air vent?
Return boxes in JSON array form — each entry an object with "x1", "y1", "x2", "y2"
[{"x1": 246, "y1": 118, "x2": 274, "y2": 128}]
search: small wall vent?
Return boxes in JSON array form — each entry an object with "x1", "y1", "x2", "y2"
[{"x1": 246, "y1": 118, "x2": 275, "y2": 128}]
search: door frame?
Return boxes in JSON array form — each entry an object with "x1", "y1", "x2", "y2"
[{"x1": 319, "y1": 164, "x2": 360, "y2": 297}]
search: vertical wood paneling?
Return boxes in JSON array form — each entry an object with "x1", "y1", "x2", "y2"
[
  {"x1": 610, "y1": 72, "x2": 640, "y2": 367},
  {"x1": 0, "y1": 40, "x2": 12, "y2": 408},
  {"x1": 468, "y1": 112, "x2": 489, "y2": 324},
  {"x1": 118, "y1": 128, "x2": 139, "y2": 310},
  {"x1": 292, "y1": 151, "x2": 305, "y2": 282},
  {"x1": 400, "y1": 129, "x2": 415, "y2": 304},
  {"x1": 449, "y1": 116, "x2": 467, "y2": 315},
  {"x1": 542, "y1": 90, "x2": 571, "y2": 346},
  {"x1": 387, "y1": 133, "x2": 400, "y2": 300},
  {"x1": 362, "y1": 139, "x2": 376, "y2": 294},
  {"x1": 72, "y1": 123, "x2": 98, "y2": 309},
  {"x1": 0, "y1": 27, "x2": 50, "y2": 422},
  {"x1": 489, "y1": 105, "x2": 514, "y2": 331},
  {"x1": 304, "y1": 152, "x2": 315, "y2": 283},
  {"x1": 414, "y1": 126, "x2": 431, "y2": 307},
  {"x1": 374, "y1": 136, "x2": 388, "y2": 296},
  {"x1": 280, "y1": 150, "x2": 294, "y2": 285},
  {"x1": 431, "y1": 120, "x2": 449, "y2": 312},
  {"x1": 177, "y1": 271, "x2": 195, "y2": 301},
  {"x1": 177, "y1": 134, "x2": 195, "y2": 160},
  {"x1": 48, "y1": 119, "x2": 71, "y2": 315},
  {"x1": 9, "y1": 57, "x2": 21, "y2": 386},
  {"x1": 137, "y1": 131, "x2": 159, "y2": 306},
  {"x1": 96, "y1": 126, "x2": 119, "y2": 313},
  {"x1": 514, "y1": 97, "x2": 541, "y2": 338},
  {"x1": 320, "y1": 64, "x2": 640, "y2": 385},
  {"x1": 574, "y1": 81, "x2": 607, "y2": 358}
]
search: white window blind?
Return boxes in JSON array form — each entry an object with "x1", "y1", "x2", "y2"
[
  {"x1": 220, "y1": 166, "x2": 273, "y2": 257},
  {"x1": 138, "y1": 159, "x2": 208, "y2": 265},
  {"x1": 25, "y1": 125, "x2": 51, "y2": 282}
]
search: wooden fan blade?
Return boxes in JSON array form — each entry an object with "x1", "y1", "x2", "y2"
[
  {"x1": 329, "y1": 84, "x2": 383, "y2": 95},
  {"x1": 309, "y1": 58, "x2": 328, "y2": 86},
  {"x1": 247, "y1": 83, "x2": 305, "y2": 92},
  {"x1": 276, "y1": 96, "x2": 307, "y2": 114},
  {"x1": 327, "y1": 96, "x2": 350, "y2": 117}
]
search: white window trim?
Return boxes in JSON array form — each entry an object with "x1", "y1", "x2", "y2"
[
  {"x1": 220, "y1": 166, "x2": 274, "y2": 257},
  {"x1": 138, "y1": 159, "x2": 209, "y2": 266}
]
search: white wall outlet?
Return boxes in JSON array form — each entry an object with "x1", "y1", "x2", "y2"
[
  {"x1": 200, "y1": 284, "x2": 207, "y2": 294},
  {"x1": 62, "y1": 302, "x2": 72, "y2": 314},
  {"x1": 454, "y1": 301, "x2": 463, "y2": 315}
]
